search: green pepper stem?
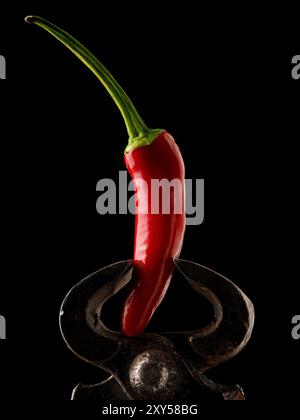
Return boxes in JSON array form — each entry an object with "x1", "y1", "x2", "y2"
[{"x1": 25, "y1": 15, "x2": 163, "y2": 148}]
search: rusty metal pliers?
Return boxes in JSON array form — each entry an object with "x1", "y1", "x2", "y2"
[{"x1": 59, "y1": 259, "x2": 254, "y2": 400}]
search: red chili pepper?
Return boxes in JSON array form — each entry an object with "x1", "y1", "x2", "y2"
[
  {"x1": 26, "y1": 16, "x2": 186, "y2": 336},
  {"x1": 123, "y1": 132, "x2": 185, "y2": 336}
]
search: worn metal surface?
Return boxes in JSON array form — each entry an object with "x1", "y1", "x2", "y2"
[{"x1": 59, "y1": 259, "x2": 254, "y2": 400}]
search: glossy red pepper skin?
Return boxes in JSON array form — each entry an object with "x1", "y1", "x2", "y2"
[{"x1": 122, "y1": 131, "x2": 185, "y2": 336}]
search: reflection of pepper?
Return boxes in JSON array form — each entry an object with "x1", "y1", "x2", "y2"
[{"x1": 26, "y1": 16, "x2": 186, "y2": 336}]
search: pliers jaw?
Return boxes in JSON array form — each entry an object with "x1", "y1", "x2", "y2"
[{"x1": 60, "y1": 259, "x2": 254, "y2": 400}]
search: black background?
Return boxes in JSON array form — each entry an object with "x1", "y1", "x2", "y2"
[{"x1": 0, "y1": 1, "x2": 299, "y2": 405}]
